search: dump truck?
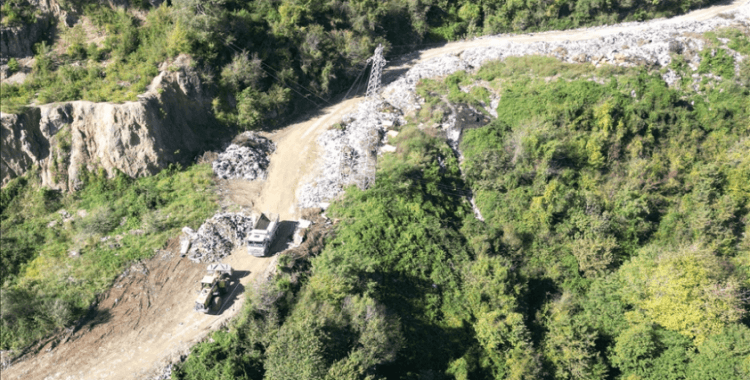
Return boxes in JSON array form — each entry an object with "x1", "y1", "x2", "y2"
[
  {"x1": 246, "y1": 213, "x2": 279, "y2": 257},
  {"x1": 194, "y1": 263, "x2": 233, "y2": 313}
]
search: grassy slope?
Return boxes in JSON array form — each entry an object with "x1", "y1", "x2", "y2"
[
  {"x1": 173, "y1": 29, "x2": 749, "y2": 380},
  {"x1": 0, "y1": 163, "x2": 216, "y2": 350}
]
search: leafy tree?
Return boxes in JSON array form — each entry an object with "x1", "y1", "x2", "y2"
[
  {"x1": 464, "y1": 256, "x2": 541, "y2": 379},
  {"x1": 7, "y1": 58, "x2": 20, "y2": 74},
  {"x1": 620, "y1": 245, "x2": 745, "y2": 344},
  {"x1": 220, "y1": 52, "x2": 265, "y2": 92},
  {"x1": 543, "y1": 293, "x2": 609, "y2": 380},
  {"x1": 686, "y1": 324, "x2": 750, "y2": 380},
  {"x1": 610, "y1": 323, "x2": 692, "y2": 380}
]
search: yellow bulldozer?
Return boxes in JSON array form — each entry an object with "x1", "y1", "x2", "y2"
[{"x1": 194, "y1": 263, "x2": 233, "y2": 313}]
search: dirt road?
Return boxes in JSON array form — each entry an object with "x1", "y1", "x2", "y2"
[
  {"x1": 1, "y1": 97, "x2": 363, "y2": 380},
  {"x1": 3, "y1": 1, "x2": 746, "y2": 378}
]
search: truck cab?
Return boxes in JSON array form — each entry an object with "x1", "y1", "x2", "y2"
[{"x1": 246, "y1": 213, "x2": 279, "y2": 257}]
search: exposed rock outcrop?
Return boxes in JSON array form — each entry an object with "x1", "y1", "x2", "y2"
[
  {"x1": 0, "y1": 14, "x2": 53, "y2": 59},
  {"x1": 0, "y1": 55, "x2": 226, "y2": 190},
  {"x1": 0, "y1": 0, "x2": 77, "y2": 60}
]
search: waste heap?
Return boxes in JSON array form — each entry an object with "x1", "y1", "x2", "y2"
[
  {"x1": 212, "y1": 132, "x2": 275, "y2": 181},
  {"x1": 181, "y1": 212, "x2": 255, "y2": 262},
  {"x1": 297, "y1": 99, "x2": 405, "y2": 209}
]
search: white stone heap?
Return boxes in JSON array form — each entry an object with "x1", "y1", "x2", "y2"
[
  {"x1": 298, "y1": 4, "x2": 750, "y2": 208},
  {"x1": 212, "y1": 132, "x2": 275, "y2": 181},
  {"x1": 181, "y1": 212, "x2": 255, "y2": 262},
  {"x1": 297, "y1": 99, "x2": 404, "y2": 208}
]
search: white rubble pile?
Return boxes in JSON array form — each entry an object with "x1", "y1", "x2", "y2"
[
  {"x1": 181, "y1": 212, "x2": 255, "y2": 262},
  {"x1": 299, "y1": 5, "x2": 750, "y2": 207},
  {"x1": 385, "y1": 6, "x2": 750, "y2": 113},
  {"x1": 297, "y1": 100, "x2": 405, "y2": 208},
  {"x1": 151, "y1": 364, "x2": 173, "y2": 380},
  {"x1": 212, "y1": 132, "x2": 275, "y2": 181}
]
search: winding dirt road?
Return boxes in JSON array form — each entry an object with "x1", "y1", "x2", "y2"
[{"x1": 3, "y1": 1, "x2": 747, "y2": 378}]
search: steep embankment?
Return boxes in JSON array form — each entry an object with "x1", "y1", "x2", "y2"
[
  {"x1": 1, "y1": 55, "x2": 225, "y2": 191},
  {"x1": 296, "y1": 0, "x2": 750, "y2": 209},
  {"x1": 2, "y1": 0, "x2": 748, "y2": 378}
]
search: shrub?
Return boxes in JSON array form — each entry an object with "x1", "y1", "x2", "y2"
[
  {"x1": 698, "y1": 48, "x2": 735, "y2": 78},
  {"x1": 1, "y1": 163, "x2": 216, "y2": 350},
  {"x1": 7, "y1": 58, "x2": 20, "y2": 74},
  {"x1": 79, "y1": 206, "x2": 119, "y2": 235}
]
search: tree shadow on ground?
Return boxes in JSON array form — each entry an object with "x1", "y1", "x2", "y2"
[
  {"x1": 368, "y1": 271, "x2": 484, "y2": 379},
  {"x1": 72, "y1": 306, "x2": 113, "y2": 336}
]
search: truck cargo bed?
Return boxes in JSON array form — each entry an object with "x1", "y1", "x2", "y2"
[{"x1": 255, "y1": 214, "x2": 271, "y2": 230}]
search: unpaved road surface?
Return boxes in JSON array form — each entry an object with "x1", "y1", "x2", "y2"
[
  {"x1": 3, "y1": 1, "x2": 747, "y2": 378},
  {"x1": 3, "y1": 241, "x2": 274, "y2": 380}
]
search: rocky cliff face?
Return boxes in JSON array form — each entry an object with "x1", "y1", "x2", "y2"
[
  {"x1": 1, "y1": 55, "x2": 226, "y2": 191},
  {"x1": 0, "y1": 15, "x2": 53, "y2": 59},
  {"x1": 0, "y1": 0, "x2": 76, "y2": 59}
]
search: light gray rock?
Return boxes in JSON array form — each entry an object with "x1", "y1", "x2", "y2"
[
  {"x1": 184, "y1": 212, "x2": 255, "y2": 262},
  {"x1": 212, "y1": 132, "x2": 275, "y2": 181},
  {"x1": 1, "y1": 55, "x2": 224, "y2": 190},
  {"x1": 0, "y1": 15, "x2": 53, "y2": 59}
]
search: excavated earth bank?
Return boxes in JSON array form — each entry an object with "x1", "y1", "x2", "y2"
[{"x1": 0, "y1": 54, "x2": 226, "y2": 191}]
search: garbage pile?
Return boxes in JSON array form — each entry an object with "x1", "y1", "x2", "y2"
[
  {"x1": 299, "y1": 4, "x2": 750, "y2": 208},
  {"x1": 384, "y1": 5, "x2": 749, "y2": 114},
  {"x1": 297, "y1": 99, "x2": 405, "y2": 208},
  {"x1": 151, "y1": 364, "x2": 173, "y2": 380},
  {"x1": 212, "y1": 132, "x2": 275, "y2": 181},
  {"x1": 181, "y1": 212, "x2": 255, "y2": 262}
]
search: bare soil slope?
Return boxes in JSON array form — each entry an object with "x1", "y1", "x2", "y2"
[{"x1": 2, "y1": 1, "x2": 746, "y2": 378}]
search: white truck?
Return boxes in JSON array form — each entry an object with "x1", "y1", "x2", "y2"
[{"x1": 246, "y1": 213, "x2": 279, "y2": 257}]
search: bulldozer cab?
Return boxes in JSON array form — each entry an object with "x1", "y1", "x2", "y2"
[
  {"x1": 201, "y1": 278, "x2": 215, "y2": 290},
  {"x1": 194, "y1": 264, "x2": 233, "y2": 313}
]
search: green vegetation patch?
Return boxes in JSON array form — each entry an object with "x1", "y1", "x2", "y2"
[
  {"x1": 0, "y1": 5, "x2": 179, "y2": 114},
  {"x1": 176, "y1": 52, "x2": 749, "y2": 379},
  {"x1": 2, "y1": 0, "x2": 725, "y2": 130},
  {"x1": 0, "y1": 163, "x2": 216, "y2": 351},
  {"x1": 0, "y1": 0, "x2": 38, "y2": 27}
]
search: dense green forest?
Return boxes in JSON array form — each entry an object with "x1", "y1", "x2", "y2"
[
  {"x1": 1, "y1": 0, "x2": 720, "y2": 124},
  {"x1": 172, "y1": 38, "x2": 749, "y2": 379},
  {"x1": 1, "y1": 0, "x2": 747, "y2": 375}
]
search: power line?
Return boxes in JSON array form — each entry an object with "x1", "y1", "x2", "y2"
[
  {"x1": 255, "y1": 65, "x2": 323, "y2": 108},
  {"x1": 260, "y1": 61, "x2": 333, "y2": 106},
  {"x1": 225, "y1": 40, "x2": 329, "y2": 106},
  {"x1": 343, "y1": 61, "x2": 369, "y2": 101}
]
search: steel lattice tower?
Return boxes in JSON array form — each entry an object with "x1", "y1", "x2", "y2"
[
  {"x1": 365, "y1": 44, "x2": 386, "y2": 99},
  {"x1": 337, "y1": 44, "x2": 386, "y2": 191},
  {"x1": 356, "y1": 44, "x2": 386, "y2": 189}
]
